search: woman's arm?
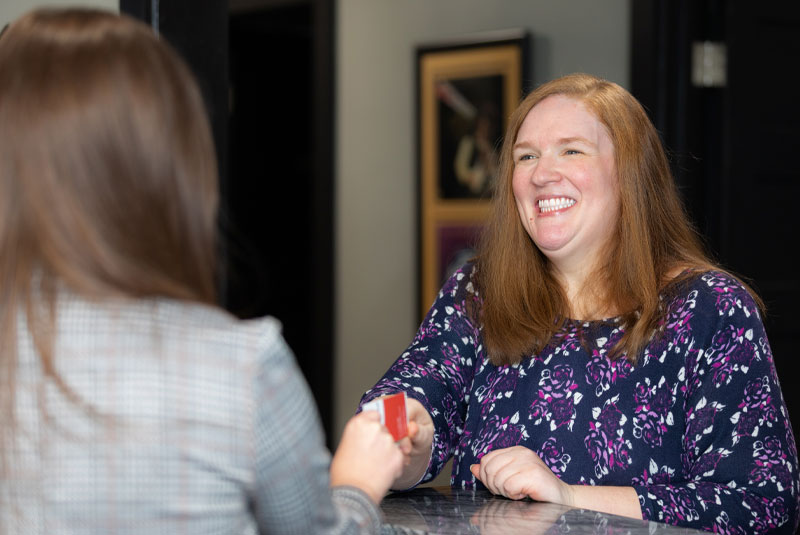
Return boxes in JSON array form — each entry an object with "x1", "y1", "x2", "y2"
[
  {"x1": 391, "y1": 397, "x2": 435, "y2": 490},
  {"x1": 470, "y1": 446, "x2": 642, "y2": 519},
  {"x1": 360, "y1": 265, "x2": 482, "y2": 486},
  {"x1": 635, "y1": 273, "x2": 799, "y2": 534}
]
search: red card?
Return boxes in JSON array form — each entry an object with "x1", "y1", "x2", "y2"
[{"x1": 362, "y1": 392, "x2": 408, "y2": 441}]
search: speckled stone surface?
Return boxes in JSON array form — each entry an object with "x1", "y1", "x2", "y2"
[{"x1": 380, "y1": 486, "x2": 705, "y2": 535}]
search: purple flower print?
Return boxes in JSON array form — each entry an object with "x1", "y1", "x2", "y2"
[
  {"x1": 441, "y1": 392, "x2": 461, "y2": 432},
  {"x1": 706, "y1": 324, "x2": 755, "y2": 387},
  {"x1": 631, "y1": 459, "x2": 674, "y2": 486},
  {"x1": 652, "y1": 381, "x2": 674, "y2": 413},
  {"x1": 528, "y1": 365, "x2": 581, "y2": 431},
  {"x1": 634, "y1": 382, "x2": 650, "y2": 404},
  {"x1": 611, "y1": 437, "x2": 632, "y2": 467},
  {"x1": 412, "y1": 320, "x2": 442, "y2": 345},
  {"x1": 493, "y1": 424, "x2": 524, "y2": 449},
  {"x1": 538, "y1": 438, "x2": 572, "y2": 475},
  {"x1": 446, "y1": 304, "x2": 480, "y2": 342},
  {"x1": 585, "y1": 348, "x2": 632, "y2": 397},
  {"x1": 554, "y1": 336, "x2": 582, "y2": 357},
  {"x1": 741, "y1": 376, "x2": 773, "y2": 410},
  {"x1": 440, "y1": 270, "x2": 462, "y2": 296},
  {"x1": 549, "y1": 365, "x2": 575, "y2": 392},
  {"x1": 743, "y1": 493, "x2": 789, "y2": 534},
  {"x1": 388, "y1": 351, "x2": 432, "y2": 381},
  {"x1": 584, "y1": 397, "x2": 632, "y2": 478},
  {"x1": 639, "y1": 420, "x2": 667, "y2": 447},
  {"x1": 689, "y1": 447, "x2": 730, "y2": 479},
  {"x1": 694, "y1": 482, "x2": 726, "y2": 509},
  {"x1": 584, "y1": 428, "x2": 609, "y2": 478},
  {"x1": 734, "y1": 410, "x2": 762, "y2": 442},
  {"x1": 529, "y1": 394, "x2": 577, "y2": 431},
  {"x1": 750, "y1": 436, "x2": 794, "y2": 492},
  {"x1": 714, "y1": 511, "x2": 750, "y2": 535},
  {"x1": 475, "y1": 366, "x2": 520, "y2": 419},
  {"x1": 597, "y1": 403, "x2": 624, "y2": 435},
  {"x1": 680, "y1": 348, "x2": 703, "y2": 400},
  {"x1": 647, "y1": 290, "x2": 697, "y2": 363},
  {"x1": 731, "y1": 376, "x2": 777, "y2": 444},
  {"x1": 586, "y1": 352, "x2": 611, "y2": 394},
  {"x1": 684, "y1": 398, "x2": 723, "y2": 456},
  {"x1": 470, "y1": 413, "x2": 528, "y2": 459},
  {"x1": 703, "y1": 272, "x2": 748, "y2": 317},
  {"x1": 647, "y1": 486, "x2": 699, "y2": 525},
  {"x1": 664, "y1": 291, "x2": 697, "y2": 346},
  {"x1": 551, "y1": 398, "x2": 575, "y2": 426},
  {"x1": 633, "y1": 377, "x2": 675, "y2": 447},
  {"x1": 548, "y1": 322, "x2": 583, "y2": 359},
  {"x1": 438, "y1": 344, "x2": 468, "y2": 392}
]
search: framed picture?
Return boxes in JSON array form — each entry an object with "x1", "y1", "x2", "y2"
[{"x1": 417, "y1": 30, "x2": 529, "y2": 318}]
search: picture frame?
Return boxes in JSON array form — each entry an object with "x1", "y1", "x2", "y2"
[{"x1": 416, "y1": 30, "x2": 529, "y2": 318}]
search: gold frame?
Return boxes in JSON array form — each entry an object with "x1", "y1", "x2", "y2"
[{"x1": 417, "y1": 34, "x2": 527, "y2": 318}]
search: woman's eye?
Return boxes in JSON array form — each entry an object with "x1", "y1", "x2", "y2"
[
  {"x1": 517, "y1": 154, "x2": 536, "y2": 161},
  {"x1": 565, "y1": 149, "x2": 582, "y2": 155}
]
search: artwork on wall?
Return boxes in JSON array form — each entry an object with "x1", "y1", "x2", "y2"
[{"x1": 416, "y1": 30, "x2": 529, "y2": 318}]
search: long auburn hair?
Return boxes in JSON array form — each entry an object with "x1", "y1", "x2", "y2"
[
  {"x1": 475, "y1": 73, "x2": 738, "y2": 366},
  {"x1": 0, "y1": 8, "x2": 219, "y2": 465}
]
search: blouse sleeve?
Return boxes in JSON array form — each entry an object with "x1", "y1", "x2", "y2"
[
  {"x1": 360, "y1": 264, "x2": 482, "y2": 485},
  {"x1": 251, "y1": 319, "x2": 382, "y2": 534},
  {"x1": 635, "y1": 273, "x2": 799, "y2": 534}
]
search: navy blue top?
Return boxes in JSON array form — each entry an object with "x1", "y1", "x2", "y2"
[{"x1": 363, "y1": 264, "x2": 799, "y2": 534}]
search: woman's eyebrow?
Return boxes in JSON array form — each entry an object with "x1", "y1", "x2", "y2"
[
  {"x1": 513, "y1": 136, "x2": 594, "y2": 151},
  {"x1": 556, "y1": 136, "x2": 594, "y2": 146}
]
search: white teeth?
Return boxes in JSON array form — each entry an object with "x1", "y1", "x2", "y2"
[{"x1": 538, "y1": 197, "x2": 576, "y2": 213}]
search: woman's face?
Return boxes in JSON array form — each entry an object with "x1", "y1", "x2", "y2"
[{"x1": 511, "y1": 95, "x2": 619, "y2": 273}]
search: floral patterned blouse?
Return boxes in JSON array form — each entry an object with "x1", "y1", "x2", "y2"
[{"x1": 362, "y1": 264, "x2": 799, "y2": 534}]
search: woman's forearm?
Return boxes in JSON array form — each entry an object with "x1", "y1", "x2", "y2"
[
  {"x1": 390, "y1": 437, "x2": 432, "y2": 490},
  {"x1": 566, "y1": 484, "x2": 642, "y2": 519},
  {"x1": 391, "y1": 397, "x2": 436, "y2": 490}
]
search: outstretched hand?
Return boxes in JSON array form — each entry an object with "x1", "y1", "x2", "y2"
[
  {"x1": 470, "y1": 446, "x2": 573, "y2": 505},
  {"x1": 330, "y1": 411, "x2": 406, "y2": 504},
  {"x1": 391, "y1": 396, "x2": 434, "y2": 490}
]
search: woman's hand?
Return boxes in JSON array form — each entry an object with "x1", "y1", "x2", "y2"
[
  {"x1": 330, "y1": 411, "x2": 406, "y2": 504},
  {"x1": 470, "y1": 445, "x2": 642, "y2": 519},
  {"x1": 391, "y1": 396, "x2": 434, "y2": 490},
  {"x1": 469, "y1": 446, "x2": 572, "y2": 504}
]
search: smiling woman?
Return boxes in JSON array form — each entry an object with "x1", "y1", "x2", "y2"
[
  {"x1": 510, "y1": 94, "x2": 620, "y2": 304},
  {"x1": 360, "y1": 73, "x2": 800, "y2": 534}
]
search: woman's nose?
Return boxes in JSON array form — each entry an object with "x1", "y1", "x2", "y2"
[{"x1": 530, "y1": 155, "x2": 562, "y2": 185}]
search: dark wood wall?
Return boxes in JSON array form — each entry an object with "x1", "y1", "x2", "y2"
[
  {"x1": 632, "y1": 0, "x2": 800, "y2": 443},
  {"x1": 120, "y1": 0, "x2": 336, "y2": 443}
]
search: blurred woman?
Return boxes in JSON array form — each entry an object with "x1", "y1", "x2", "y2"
[{"x1": 0, "y1": 8, "x2": 404, "y2": 534}]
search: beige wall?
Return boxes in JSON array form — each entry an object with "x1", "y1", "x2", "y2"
[
  {"x1": 1, "y1": 0, "x2": 117, "y2": 27},
  {"x1": 334, "y1": 0, "x2": 631, "y2": 447}
]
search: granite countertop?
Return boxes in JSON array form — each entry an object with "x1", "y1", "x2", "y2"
[{"x1": 380, "y1": 486, "x2": 705, "y2": 535}]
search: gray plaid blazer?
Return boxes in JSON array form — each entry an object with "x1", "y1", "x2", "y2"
[{"x1": 2, "y1": 293, "x2": 380, "y2": 534}]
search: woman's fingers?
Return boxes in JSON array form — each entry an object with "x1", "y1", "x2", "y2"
[{"x1": 471, "y1": 446, "x2": 546, "y2": 500}]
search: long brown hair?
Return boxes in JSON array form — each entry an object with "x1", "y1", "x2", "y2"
[
  {"x1": 475, "y1": 73, "x2": 729, "y2": 366},
  {"x1": 0, "y1": 8, "x2": 219, "y2": 466}
]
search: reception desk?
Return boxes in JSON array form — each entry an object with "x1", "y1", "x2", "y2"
[{"x1": 380, "y1": 486, "x2": 705, "y2": 534}]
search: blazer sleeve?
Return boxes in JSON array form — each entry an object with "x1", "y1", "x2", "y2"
[{"x1": 250, "y1": 318, "x2": 382, "y2": 534}]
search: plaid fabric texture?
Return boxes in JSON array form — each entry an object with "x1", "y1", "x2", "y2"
[{"x1": 2, "y1": 294, "x2": 380, "y2": 534}]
